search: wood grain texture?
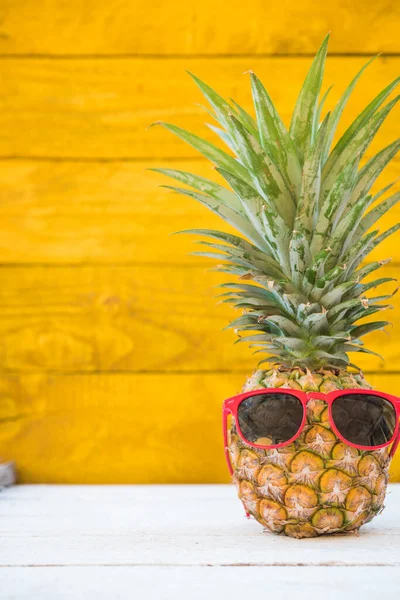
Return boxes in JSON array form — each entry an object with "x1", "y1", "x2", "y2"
[
  {"x1": 0, "y1": 159, "x2": 398, "y2": 265},
  {"x1": 3, "y1": 566, "x2": 400, "y2": 600},
  {"x1": 0, "y1": 265, "x2": 398, "y2": 374},
  {"x1": 0, "y1": 265, "x2": 250, "y2": 372},
  {"x1": 0, "y1": 373, "x2": 242, "y2": 483},
  {"x1": 0, "y1": 0, "x2": 399, "y2": 55},
  {"x1": 0, "y1": 374, "x2": 400, "y2": 483},
  {"x1": 0, "y1": 57, "x2": 398, "y2": 158}
]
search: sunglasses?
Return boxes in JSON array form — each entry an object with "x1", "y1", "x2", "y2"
[{"x1": 223, "y1": 388, "x2": 400, "y2": 475}]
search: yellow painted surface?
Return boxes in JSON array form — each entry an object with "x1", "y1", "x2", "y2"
[
  {"x1": 0, "y1": 57, "x2": 398, "y2": 159},
  {"x1": 0, "y1": 265, "x2": 398, "y2": 374},
  {"x1": 1, "y1": 372, "x2": 400, "y2": 484},
  {"x1": 0, "y1": 160, "x2": 398, "y2": 264},
  {"x1": 0, "y1": 0, "x2": 399, "y2": 55},
  {"x1": 0, "y1": 2, "x2": 399, "y2": 483}
]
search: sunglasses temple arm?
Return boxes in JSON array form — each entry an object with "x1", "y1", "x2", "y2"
[
  {"x1": 222, "y1": 408, "x2": 234, "y2": 476},
  {"x1": 389, "y1": 421, "x2": 400, "y2": 458}
]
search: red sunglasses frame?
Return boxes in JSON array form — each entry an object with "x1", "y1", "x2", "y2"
[{"x1": 223, "y1": 388, "x2": 400, "y2": 476}]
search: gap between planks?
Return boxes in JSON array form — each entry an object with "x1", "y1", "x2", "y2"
[
  {"x1": 0, "y1": 563, "x2": 398, "y2": 568},
  {"x1": 0, "y1": 263, "x2": 397, "y2": 269},
  {"x1": 1, "y1": 369, "x2": 400, "y2": 376},
  {"x1": 1, "y1": 156, "x2": 399, "y2": 163},
  {"x1": 2, "y1": 53, "x2": 400, "y2": 60}
]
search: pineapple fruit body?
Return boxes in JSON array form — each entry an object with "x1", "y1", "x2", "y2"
[{"x1": 228, "y1": 367, "x2": 390, "y2": 538}]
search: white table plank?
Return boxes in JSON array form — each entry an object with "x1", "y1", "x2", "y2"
[
  {"x1": 0, "y1": 566, "x2": 399, "y2": 600},
  {"x1": 1, "y1": 485, "x2": 400, "y2": 567}
]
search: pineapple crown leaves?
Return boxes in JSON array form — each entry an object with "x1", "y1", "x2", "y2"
[{"x1": 152, "y1": 34, "x2": 400, "y2": 371}]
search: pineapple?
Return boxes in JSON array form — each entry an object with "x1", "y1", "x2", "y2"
[{"x1": 154, "y1": 34, "x2": 400, "y2": 537}]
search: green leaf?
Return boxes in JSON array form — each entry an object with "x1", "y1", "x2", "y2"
[
  {"x1": 153, "y1": 122, "x2": 252, "y2": 184},
  {"x1": 350, "y1": 277, "x2": 396, "y2": 297},
  {"x1": 214, "y1": 264, "x2": 283, "y2": 283},
  {"x1": 250, "y1": 72, "x2": 302, "y2": 189},
  {"x1": 206, "y1": 123, "x2": 236, "y2": 152},
  {"x1": 274, "y1": 337, "x2": 309, "y2": 353},
  {"x1": 235, "y1": 333, "x2": 274, "y2": 345},
  {"x1": 328, "y1": 297, "x2": 368, "y2": 322},
  {"x1": 341, "y1": 231, "x2": 379, "y2": 279},
  {"x1": 353, "y1": 191, "x2": 400, "y2": 243},
  {"x1": 230, "y1": 98, "x2": 259, "y2": 138},
  {"x1": 303, "y1": 248, "x2": 332, "y2": 288},
  {"x1": 313, "y1": 85, "x2": 333, "y2": 141},
  {"x1": 312, "y1": 350, "x2": 350, "y2": 367},
  {"x1": 192, "y1": 252, "x2": 270, "y2": 275},
  {"x1": 341, "y1": 345, "x2": 384, "y2": 361},
  {"x1": 322, "y1": 95, "x2": 400, "y2": 200},
  {"x1": 296, "y1": 302, "x2": 314, "y2": 321},
  {"x1": 219, "y1": 282, "x2": 294, "y2": 316},
  {"x1": 302, "y1": 311, "x2": 329, "y2": 335},
  {"x1": 188, "y1": 72, "x2": 233, "y2": 132},
  {"x1": 228, "y1": 114, "x2": 296, "y2": 224},
  {"x1": 354, "y1": 223, "x2": 400, "y2": 268},
  {"x1": 310, "y1": 158, "x2": 359, "y2": 256},
  {"x1": 295, "y1": 113, "x2": 330, "y2": 239},
  {"x1": 350, "y1": 139, "x2": 400, "y2": 206},
  {"x1": 350, "y1": 321, "x2": 390, "y2": 339},
  {"x1": 323, "y1": 76, "x2": 399, "y2": 177},
  {"x1": 289, "y1": 231, "x2": 312, "y2": 290},
  {"x1": 319, "y1": 281, "x2": 356, "y2": 308},
  {"x1": 345, "y1": 305, "x2": 392, "y2": 326},
  {"x1": 313, "y1": 265, "x2": 347, "y2": 297},
  {"x1": 289, "y1": 33, "x2": 330, "y2": 161},
  {"x1": 330, "y1": 194, "x2": 375, "y2": 260},
  {"x1": 177, "y1": 229, "x2": 286, "y2": 277},
  {"x1": 216, "y1": 167, "x2": 292, "y2": 270},
  {"x1": 257, "y1": 355, "x2": 284, "y2": 367},
  {"x1": 354, "y1": 259, "x2": 391, "y2": 282},
  {"x1": 264, "y1": 315, "x2": 302, "y2": 336},
  {"x1": 151, "y1": 168, "x2": 241, "y2": 211},
  {"x1": 197, "y1": 240, "x2": 268, "y2": 267},
  {"x1": 163, "y1": 185, "x2": 271, "y2": 253},
  {"x1": 224, "y1": 315, "x2": 262, "y2": 330},
  {"x1": 313, "y1": 334, "x2": 351, "y2": 349},
  {"x1": 190, "y1": 74, "x2": 259, "y2": 148},
  {"x1": 213, "y1": 264, "x2": 260, "y2": 278},
  {"x1": 321, "y1": 56, "x2": 377, "y2": 162}
]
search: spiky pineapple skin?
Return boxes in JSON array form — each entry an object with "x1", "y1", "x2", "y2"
[{"x1": 228, "y1": 367, "x2": 390, "y2": 538}]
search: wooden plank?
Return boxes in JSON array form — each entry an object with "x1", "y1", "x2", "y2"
[
  {"x1": 0, "y1": 57, "x2": 398, "y2": 158},
  {"x1": 1, "y1": 566, "x2": 399, "y2": 600},
  {"x1": 0, "y1": 1, "x2": 399, "y2": 55},
  {"x1": 1, "y1": 485, "x2": 400, "y2": 566},
  {"x1": 0, "y1": 374, "x2": 400, "y2": 483},
  {"x1": 0, "y1": 265, "x2": 398, "y2": 374},
  {"x1": 0, "y1": 373, "x2": 243, "y2": 483},
  {"x1": 0, "y1": 159, "x2": 399, "y2": 265},
  {"x1": 0, "y1": 266, "x2": 252, "y2": 372}
]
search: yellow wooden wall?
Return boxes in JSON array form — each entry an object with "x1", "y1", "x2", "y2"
[{"x1": 0, "y1": 1, "x2": 399, "y2": 483}]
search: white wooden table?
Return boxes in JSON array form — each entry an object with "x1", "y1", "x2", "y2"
[{"x1": 1, "y1": 485, "x2": 400, "y2": 599}]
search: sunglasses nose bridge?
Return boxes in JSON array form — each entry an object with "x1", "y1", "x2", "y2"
[{"x1": 306, "y1": 392, "x2": 327, "y2": 401}]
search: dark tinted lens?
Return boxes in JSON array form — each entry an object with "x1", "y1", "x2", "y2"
[
  {"x1": 332, "y1": 393, "x2": 396, "y2": 447},
  {"x1": 237, "y1": 393, "x2": 303, "y2": 445}
]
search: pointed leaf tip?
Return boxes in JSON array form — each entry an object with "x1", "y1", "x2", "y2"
[{"x1": 289, "y1": 33, "x2": 330, "y2": 160}]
